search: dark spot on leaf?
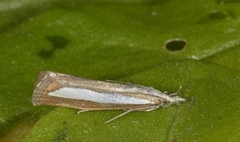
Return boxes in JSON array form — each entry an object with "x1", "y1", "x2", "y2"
[
  {"x1": 198, "y1": 10, "x2": 236, "y2": 24},
  {"x1": 46, "y1": 36, "x2": 69, "y2": 50},
  {"x1": 38, "y1": 36, "x2": 69, "y2": 59},
  {"x1": 93, "y1": 121, "x2": 100, "y2": 126},
  {"x1": 208, "y1": 11, "x2": 226, "y2": 20},
  {"x1": 164, "y1": 39, "x2": 186, "y2": 51},
  {"x1": 62, "y1": 121, "x2": 67, "y2": 125}
]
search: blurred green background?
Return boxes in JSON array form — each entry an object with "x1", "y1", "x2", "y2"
[{"x1": 0, "y1": 0, "x2": 240, "y2": 141}]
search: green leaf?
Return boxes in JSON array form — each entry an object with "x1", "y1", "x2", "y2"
[{"x1": 1, "y1": 0, "x2": 240, "y2": 141}]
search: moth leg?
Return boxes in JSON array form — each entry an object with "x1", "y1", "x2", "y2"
[
  {"x1": 169, "y1": 85, "x2": 182, "y2": 96},
  {"x1": 105, "y1": 109, "x2": 133, "y2": 124},
  {"x1": 77, "y1": 110, "x2": 90, "y2": 114},
  {"x1": 105, "y1": 105, "x2": 159, "y2": 123}
]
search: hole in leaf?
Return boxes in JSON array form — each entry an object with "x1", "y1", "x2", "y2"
[{"x1": 164, "y1": 39, "x2": 186, "y2": 51}]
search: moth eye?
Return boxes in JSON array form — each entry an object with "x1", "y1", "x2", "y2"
[{"x1": 163, "y1": 99, "x2": 168, "y2": 104}]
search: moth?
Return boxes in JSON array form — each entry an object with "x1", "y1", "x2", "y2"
[{"x1": 32, "y1": 71, "x2": 185, "y2": 123}]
